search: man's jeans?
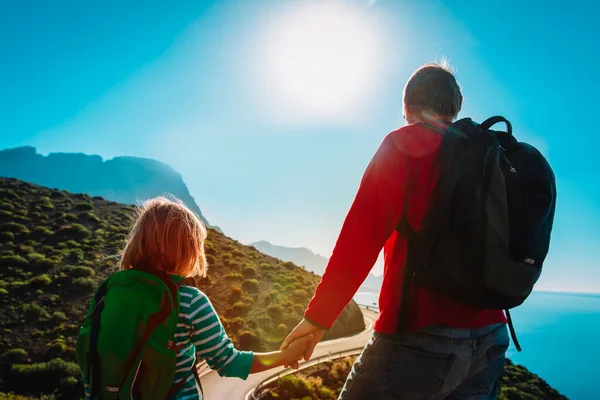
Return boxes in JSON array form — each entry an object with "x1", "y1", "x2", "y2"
[{"x1": 339, "y1": 323, "x2": 509, "y2": 400}]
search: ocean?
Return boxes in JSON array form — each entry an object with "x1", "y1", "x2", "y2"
[{"x1": 353, "y1": 291, "x2": 600, "y2": 400}]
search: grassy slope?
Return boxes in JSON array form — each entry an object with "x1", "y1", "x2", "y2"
[
  {"x1": 0, "y1": 178, "x2": 364, "y2": 398},
  {"x1": 261, "y1": 356, "x2": 568, "y2": 400}
]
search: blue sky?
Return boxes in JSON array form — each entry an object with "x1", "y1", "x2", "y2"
[{"x1": 1, "y1": 0, "x2": 598, "y2": 292}]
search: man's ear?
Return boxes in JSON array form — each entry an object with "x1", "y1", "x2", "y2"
[{"x1": 458, "y1": 95, "x2": 463, "y2": 113}]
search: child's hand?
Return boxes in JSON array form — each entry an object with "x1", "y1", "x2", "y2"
[{"x1": 281, "y1": 333, "x2": 314, "y2": 369}]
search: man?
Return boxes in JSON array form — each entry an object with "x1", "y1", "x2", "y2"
[{"x1": 281, "y1": 63, "x2": 509, "y2": 399}]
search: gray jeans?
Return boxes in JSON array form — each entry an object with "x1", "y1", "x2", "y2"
[{"x1": 339, "y1": 323, "x2": 509, "y2": 400}]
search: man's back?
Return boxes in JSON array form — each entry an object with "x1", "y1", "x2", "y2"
[
  {"x1": 284, "y1": 62, "x2": 513, "y2": 400},
  {"x1": 304, "y1": 123, "x2": 507, "y2": 334}
]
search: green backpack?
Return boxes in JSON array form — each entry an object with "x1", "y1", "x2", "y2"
[{"x1": 76, "y1": 267, "x2": 201, "y2": 399}]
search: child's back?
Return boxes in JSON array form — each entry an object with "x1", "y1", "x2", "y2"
[{"x1": 77, "y1": 196, "x2": 313, "y2": 400}]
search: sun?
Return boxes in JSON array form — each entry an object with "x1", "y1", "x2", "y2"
[{"x1": 256, "y1": 1, "x2": 385, "y2": 122}]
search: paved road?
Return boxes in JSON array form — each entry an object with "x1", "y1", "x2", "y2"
[{"x1": 199, "y1": 308, "x2": 379, "y2": 399}]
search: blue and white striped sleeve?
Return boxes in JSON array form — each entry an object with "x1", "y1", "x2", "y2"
[
  {"x1": 182, "y1": 286, "x2": 254, "y2": 379},
  {"x1": 82, "y1": 374, "x2": 90, "y2": 399}
]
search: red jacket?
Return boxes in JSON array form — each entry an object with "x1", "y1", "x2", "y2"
[{"x1": 305, "y1": 124, "x2": 507, "y2": 333}]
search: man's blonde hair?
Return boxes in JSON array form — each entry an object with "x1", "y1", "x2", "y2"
[
  {"x1": 120, "y1": 196, "x2": 208, "y2": 278},
  {"x1": 403, "y1": 62, "x2": 462, "y2": 121}
]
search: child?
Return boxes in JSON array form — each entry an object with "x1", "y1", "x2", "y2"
[{"x1": 78, "y1": 197, "x2": 312, "y2": 399}]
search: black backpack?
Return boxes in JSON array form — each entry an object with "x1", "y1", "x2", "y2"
[{"x1": 397, "y1": 116, "x2": 557, "y2": 351}]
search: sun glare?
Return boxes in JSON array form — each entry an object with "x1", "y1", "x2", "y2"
[{"x1": 256, "y1": 1, "x2": 385, "y2": 122}]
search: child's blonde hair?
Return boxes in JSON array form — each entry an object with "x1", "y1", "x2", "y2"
[{"x1": 120, "y1": 196, "x2": 208, "y2": 278}]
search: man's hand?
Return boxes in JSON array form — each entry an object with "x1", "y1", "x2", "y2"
[{"x1": 280, "y1": 318, "x2": 324, "y2": 367}]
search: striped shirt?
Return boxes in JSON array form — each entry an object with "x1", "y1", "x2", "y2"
[
  {"x1": 172, "y1": 284, "x2": 254, "y2": 399},
  {"x1": 83, "y1": 281, "x2": 254, "y2": 400}
]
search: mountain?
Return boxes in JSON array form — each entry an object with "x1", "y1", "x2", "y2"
[
  {"x1": 250, "y1": 241, "x2": 383, "y2": 294},
  {"x1": 250, "y1": 241, "x2": 329, "y2": 275},
  {"x1": 0, "y1": 146, "x2": 211, "y2": 227},
  {"x1": 0, "y1": 178, "x2": 364, "y2": 398}
]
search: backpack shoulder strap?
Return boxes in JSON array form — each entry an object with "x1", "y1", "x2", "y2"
[
  {"x1": 166, "y1": 359, "x2": 203, "y2": 400},
  {"x1": 166, "y1": 276, "x2": 204, "y2": 400},
  {"x1": 89, "y1": 278, "x2": 110, "y2": 398},
  {"x1": 117, "y1": 266, "x2": 180, "y2": 390}
]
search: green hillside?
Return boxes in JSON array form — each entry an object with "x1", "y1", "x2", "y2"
[{"x1": 0, "y1": 178, "x2": 364, "y2": 398}]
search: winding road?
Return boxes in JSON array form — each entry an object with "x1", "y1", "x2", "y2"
[{"x1": 198, "y1": 308, "x2": 379, "y2": 399}]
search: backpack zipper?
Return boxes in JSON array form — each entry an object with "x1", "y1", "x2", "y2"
[
  {"x1": 499, "y1": 145, "x2": 517, "y2": 173},
  {"x1": 90, "y1": 296, "x2": 105, "y2": 316}
]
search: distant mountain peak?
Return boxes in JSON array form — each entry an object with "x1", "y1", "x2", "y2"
[
  {"x1": 250, "y1": 240, "x2": 327, "y2": 257},
  {"x1": 0, "y1": 146, "x2": 211, "y2": 227},
  {"x1": 250, "y1": 240, "x2": 383, "y2": 292}
]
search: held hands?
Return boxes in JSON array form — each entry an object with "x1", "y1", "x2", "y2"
[
  {"x1": 280, "y1": 319, "x2": 325, "y2": 369},
  {"x1": 280, "y1": 332, "x2": 314, "y2": 369}
]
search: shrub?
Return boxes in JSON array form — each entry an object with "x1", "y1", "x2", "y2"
[
  {"x1": 293, "y1": 304, "x2": 305, "y2": 315},
  {"x1": 75, "y1": 202, "x2": 94, "y2": 211},
  {"x1": 283, "y1": 261, "x2": 296, "y2": 269},
  {"x1": 0, "y1": 209, "x2": 12, "y2": 219},
  {"x1": 32, "y1": 257, "x2": 58, "y2": 270},
  {"x1": 0, "y1": 201, "x2": 15, "y2": 211},
  {"x1": 27, "y1": 252, "x2": 45, "y2": 262},
  {"x1": 222, "y1": 317, "x2": 246, "y2": 335},
  {"x1": 46, "y1": 338, "x2": 68, "y2": 358},
  {"x1": 276, "y1": 323, "x2": 288, "y2": 336},
  {"x1": 277, "y1": 375, "x2": 311, "y2": 398},
  {"x1": 206, "y1": 254, "x2": 216, "y2": 266},
  {"x1": 66, "y1": 265, "x2": 96, "y2": 278},
  {"x1": 238, "y1": 330, "x2": 261, "y2": 351},
  {"x1": 242, "y1": 266, "x2": 257, "y2": 278},
  {"x1": 231, "y1": 301, "x2": 250, "y2": 316},
  {"x1": 0, "y1": 255, "x2": 29, "y2": 267},
  {"x1": 50, "y1": 189, "x2": 67, "y2": 199},
  {"x1": 32, "y1": 226, "x2": 54, "y2": 237},
  {"x1": 318, "y1": 386, "x2": 337, "y2": 400},
  {"x1": 0, "y1": 189, "x2": 20, "y2": 200},
  {"x1": 232, "y1": 249, "x2": 245, "y2": 258},
  {"x1": 17, "y1": 245, "x2": 35, "y2": 254},
  {"x1": 63, "y1": 213, "x2": 78, "y2": 222},
  {"x1": 78, "y1": 211, "x2": 101, "y2": 223},
  {"x1": 64, "y1": 239, "x2": 80, "y2": 248},
  {"x1": 229, "y1": 285, "x2": 242, "y2": 302},
  {"x1": 241, "y1": 279, "x2": 259, "y2": 293},
  {"x1": 14, "y1": 208, "x2": 27, "y2": 217},
  {"x1": 291, "y1": 289, "x2": 309, "y2": 302},
  {"x1": 40, "y1": 202, "x2": 54, "y2": 210},
  {"x1": 29, "y1": 274, "x2": 52, "y2": 288},
  {"x1": 23, "y1": 303, "x2": 50, "y2": 321},
  {"x1": 7, "y1": 358, "x2": 80, "y2": 396},
  {"x1": 0, "y1": 231, "x2": 14, "y2": 241},
  {"x1": 0, "y1": 222, "x2": 28, "y2": 234},
  {"x1": 54, "y1": 224, "x2": 91, "y2": 240},
  {"x1": 0, "y1": 288, "x2": 8, "y2": 296},
  {"x1": 267, "y1": 304, "x2": 284, "y2": 321},
  {"x1": 73, "y1": 277, "x2": 95, "y2": 290},
  {"x1": 225, "y1": 272, "x2": 244, "y2": 281},
  {"x1": 53, "y1": 311, "x2": 68, "y2": 321},
  {"x1": 12, "y1": 215, "x2": 29, "y2": 224},
  {"x1": 2, "y1": 348, "x2": 28, "y2": 364},
  {"x1": 64, "y1": 248, "x2": 85, "y2": 264}
]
